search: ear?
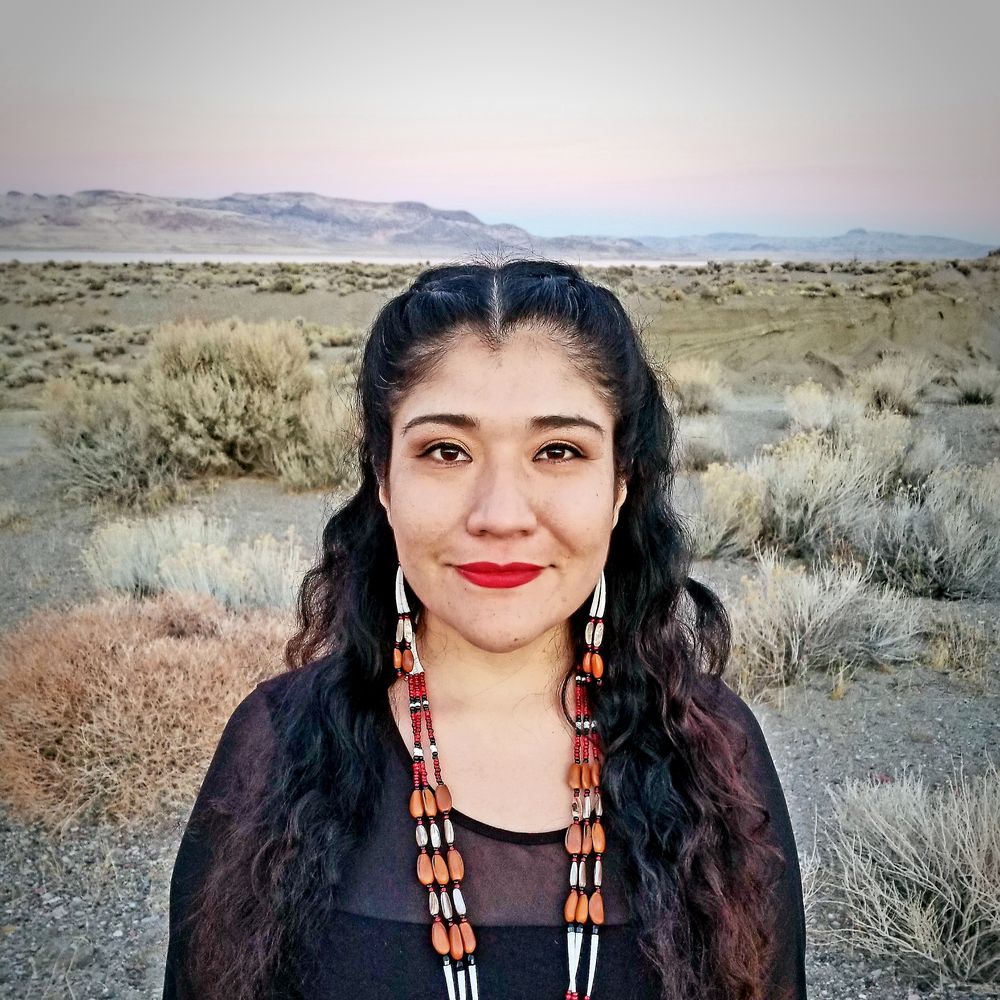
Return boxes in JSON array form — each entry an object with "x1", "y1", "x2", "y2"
[
  {"x1": 612, "y1": 478, "x2": 628, "y2": 528},
  {"x1": 378, "y1": 478, "x2": 392, "y2": 528}
]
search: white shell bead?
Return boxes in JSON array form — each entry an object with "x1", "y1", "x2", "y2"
[
  {"x1": 452, "y1": 886, "x2": 467, "y2": 916},
  {"x1": 440, "y1": 889, "x2": 453, "y2": 920},
  {"x1": 594, "y1": 858, "x2": 603, "y2": 887},
  {"x1": 403, "y1": 618, "x2": 413, "y2": 642},
  {"x1": 585, "y1": 620, "x2": 594, "y2": 645},
  {"x1": 595, "y1": 791, "x2": 603, "y2": 817},
  {"x1": 444, "y1": 817, "x2": 455, "y2": 844},
  {"x1": 583, "y1": 795, "x2": 591, "y2": 819},
  {"x1": 415, "y1": 825, "x2": 428, "y2": 847},
  {"x1": 579, "y1": 859, "x2": 587, "y2": 887},
  {"x1": 428, "y1": 892, "x2": 440, "y2": 916},
  {"x1": 569, "y1": 860, "x2": 578, "y2": 887},
  {"x1": 430, "y1": 822, "x2": 441, "y2": 849},
  {"x1": 395, "y1": 619, "x2": 405, "y2": 642},
  {"x1": 594, "y1": 622, "x2": 604, "y2": 646}
]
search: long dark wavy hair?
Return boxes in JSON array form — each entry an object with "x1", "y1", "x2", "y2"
[{"x1": 183, "y1": 257, "x2": 785, "y2": 1000}]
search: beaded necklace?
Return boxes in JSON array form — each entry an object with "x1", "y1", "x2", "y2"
[{"x1": 393, "y1": 567, "x2": 608, "y2": 1000}]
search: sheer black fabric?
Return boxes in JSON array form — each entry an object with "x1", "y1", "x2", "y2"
[{"x1": 163, "y1": 665, "x2": 807, "y2": 999}]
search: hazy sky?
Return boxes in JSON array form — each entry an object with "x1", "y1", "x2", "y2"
[{"x1": 2, "y1": 0, "x2": 998, "y2": 242}]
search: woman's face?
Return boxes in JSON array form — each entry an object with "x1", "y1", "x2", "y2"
[{"x1": 379, "y1": 323, "x2": 626, "y2": 656}]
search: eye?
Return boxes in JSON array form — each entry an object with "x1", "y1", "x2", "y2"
[
  {"x1": 420, "y1": 442, "x2": 471, "y2": 464},
  {"x1": 535, "y1": 442, "x2": 583, "y2": 463}
]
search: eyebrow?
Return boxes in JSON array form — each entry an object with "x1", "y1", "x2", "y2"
[{"x1": 401, "y1": 413, "x2": 606, "y2": 436}]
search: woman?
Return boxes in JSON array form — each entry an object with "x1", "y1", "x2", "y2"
[{"x1": 163, "y1": 258, "x2": 807, "y2": 1000}]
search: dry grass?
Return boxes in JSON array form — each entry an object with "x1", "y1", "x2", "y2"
[
  {"x1": 726, "y1": 546, "x2": 925, "y2": 698},
  {"x1": 817, "y1": 761, "x2": 1000, "y2": 985},
  {"x1": 0, "y1": 592, "x2": 288, "y2": 831}
]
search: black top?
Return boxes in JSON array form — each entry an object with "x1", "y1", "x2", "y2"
[{"x1": 163, "y1": 664, "x2": 807, "y2": 999}]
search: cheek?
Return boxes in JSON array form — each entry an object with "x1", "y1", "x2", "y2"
[
  {"x1": 386, "y1": 472, "x2": 461, "y2": 548},
  {"x1": 540, "y1": 475, "x2": 617, "y2": 533}
]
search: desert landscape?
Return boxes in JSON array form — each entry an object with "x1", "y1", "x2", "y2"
[{"x1": 1, "y1": 252, "x2": 999, "y2": 999}]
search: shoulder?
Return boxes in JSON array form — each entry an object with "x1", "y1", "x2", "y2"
[
  {"x1": 234, "y1": 654, "x2": 334, "y2": 730},
  {"x1": 696, "y1": 674, "x2": 790, "y2": 820},
  {"x1": 697, "y1": 674, "x2": 767, "y2": 753},
  {"x1": 204, "y1": 657, "x2": 332, "y2": 793}
]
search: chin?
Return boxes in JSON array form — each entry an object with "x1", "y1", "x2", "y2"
[{"x1": 455, "y1": 621, "x2": 551, "y2": 655}]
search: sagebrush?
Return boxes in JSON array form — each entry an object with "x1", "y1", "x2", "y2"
[{"x1": 0, "y1": 593, "x2": 289, "y2": 830}]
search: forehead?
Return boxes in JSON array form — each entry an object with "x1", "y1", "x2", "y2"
[{"x1": 393, "y1": 326, "x2": 614, "y2": 427}]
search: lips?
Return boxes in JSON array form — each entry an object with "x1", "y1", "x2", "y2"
[{"x1": 455, "y1": 562, "x2": 544, "y2": 589}]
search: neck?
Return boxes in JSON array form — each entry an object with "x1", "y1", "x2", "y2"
[{"x1": 412, "y1": 609, "x2": 575, "y2": 722}]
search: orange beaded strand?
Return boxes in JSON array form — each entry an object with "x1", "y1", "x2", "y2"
[{"x1": 394, "y1": 566, "x2": 608, "y2": 1000}]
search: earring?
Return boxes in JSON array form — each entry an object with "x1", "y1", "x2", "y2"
[
  {"x1": 582, "y1": 570, "x2": 607, "y2": 685},
  {"x1": 394, "y1": 564, "x2": 416, "y2": 676}
]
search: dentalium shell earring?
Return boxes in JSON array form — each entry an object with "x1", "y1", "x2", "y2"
[{"x1": 393, "y1": 565, "x2": 609, "y2": 1000}]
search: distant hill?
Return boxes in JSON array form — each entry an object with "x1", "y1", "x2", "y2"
[
  {"x1": 0, "y1": 190, "x2": 643, "y2": 260},
  {"x1": 0, "y1": 190, "x2": 993, "y2": 261},
  {"x1": 635, "y1": 227, "x2": 995, "y2": 261}
]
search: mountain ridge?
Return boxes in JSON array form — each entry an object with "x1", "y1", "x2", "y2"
[{"x1": 0, "y1": 190, "x2": 993, "y2": 261}]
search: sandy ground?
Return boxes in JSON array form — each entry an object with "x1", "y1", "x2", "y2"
[{"x1": 1, "y1": 260, "x2": 999, "y2": 999}]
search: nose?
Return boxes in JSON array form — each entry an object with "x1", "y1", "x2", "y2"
[{"x1": 465, "y1": 457, "x2": 538, "y2": 537}]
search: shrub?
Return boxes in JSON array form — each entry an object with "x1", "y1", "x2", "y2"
[
  {"x1": 6, "y1": 362, "x2": 45, "y2": 388},
  {"x1": 0, "y1": 592, "x2": 288, "y2": 830},
  {"x1": 750, "y1": 431, "x2": 888, "y2": 562},
  {"x1": 855, "y1": 461, "x2": 1000, "y2": 599},
  {"x1": 687, "y1": 462, "x2": 765, "y2": 559},
  {"x1": 831, "y1": 411, "x2": 954, "y2": 492},
  {"x1": 853, "y1": 354, "x2": 938, "y2": 415},
  {"x1": 688, "y1": 412, "x2": 957, "y2": 566},
  {"x1": 82, "y1": 512, "x2": 233, "y2": 596},
  {"x1": 949, "y1": 363, "x2": 1000, "y2": 405},
  {"x1": 726, "y1": 546, "x2": 924, "y2": 697},
  {"x1": 158, "y1": 527, "x2": 308, "y2": 611},
  {"x1": 40, "y1": 320, "x2": 360, "y2": 509},
  {"x1": 676, "y1": 414, "x2": 730, "y2": 471},
  {"x1": 817, "y1": 762, "x2": 1000, "y2": 985},
  {"x1": 0, "y1": 500, "x2": 23, "y2": 530},
  {"x1": 41, "y1": 378, "x2": 184, "y2": 511},
  {"x1": 923, "y1": 610, "x2": 998, "y2": 686},
  {"x1": 664, "y1": 358, "x2": 733, "y2": 415},
  {"x1": 784, "y1": 380, "x2": 866, "y2": 434},
  {"x1": 83, "y1": 513, "x2": 309, "y2": 610},
  {"x1": 272, "y1": 388, "x2": 360, "y2": 491},
  {"x1": 144, "y1": 319, "x2": 314, "y2": 476}
]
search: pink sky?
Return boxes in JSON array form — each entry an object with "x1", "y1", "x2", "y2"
[{"x1": 2, "y1": 0, "x2": 998, "y2": 243}]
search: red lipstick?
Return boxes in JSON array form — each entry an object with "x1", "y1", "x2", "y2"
[{"x1": 455, "y1": 562, "x2": 544, "y2": 588}]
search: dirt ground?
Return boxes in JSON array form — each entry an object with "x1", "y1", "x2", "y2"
[{"x1": 1, "y1": 259, "x2": 998, "y2": 999}]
